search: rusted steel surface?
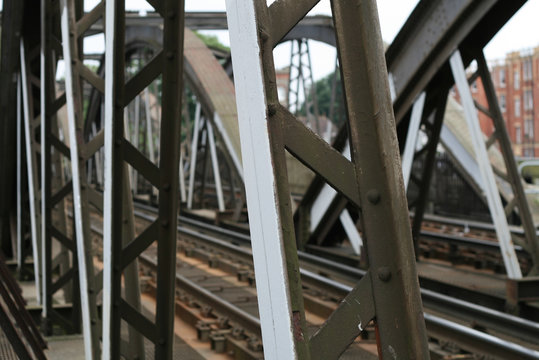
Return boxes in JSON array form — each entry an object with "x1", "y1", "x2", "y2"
[{"x1": 227, "y1": 0, "x2": 429, "y2": 358}]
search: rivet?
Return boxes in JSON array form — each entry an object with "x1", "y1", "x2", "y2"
[
  {"x1": 161, "y1": 219, "x2": 169, "y2": 227},
  {"x1": 159, "y1": 338, "x2": 165, "y2": 345},
  {"x1": 163, "y1": 183, "x2": 171, "y2": 191},
  {"x1": 115, "y1": 139, "x2": 122, "y2": 147},
  {"x1": 378, "y1": 267, "x2": 391, "y2": 282},
  {"x1": 166, "y1": 51, "x2": 174, "y2": 60},
  {"x1": 366, "y1": 189, "x2": 380, "y2": 204},
  {"x1": 259, "y1": 28, "x2": 269, "y2": 42},
  {"x1": 168, "y1": 10, "x2": 175, "y2": 19},
  {"x1": 267, "y1": 103, "x2": 277, "y2": 117}
]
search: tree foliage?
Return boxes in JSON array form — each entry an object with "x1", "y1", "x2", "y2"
[
  {"x1": 302, "y1": 70, "x2": 345, "y2": 127},
  {"x1": 194, "y1": 32, "x2": 230, "y2": 53}
]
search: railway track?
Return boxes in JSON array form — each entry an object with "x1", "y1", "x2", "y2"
[{"x1": 126, "y1": 203, "x2": 539, "y2": 359}]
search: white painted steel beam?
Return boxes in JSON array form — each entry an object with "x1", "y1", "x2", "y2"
[
  {"x1": 102, "y1": 0, "x2": 117, "y2": 357},
  {"x1": 144, "y1": 89, "x2": 155, "y2": 164},
  {"x1": 179, "y1": 148, "x2": 187, "y2": 202},
  {"x1": 59, "y1": 3, "x2": 97, "y2": 357},
  {"x1": 187, "y1": 103, "x2": 202, "y2": 209},
  {"x1": 310, "y1": 143, "x2": 350, "y2": 232},
  {"x1": 226, "y1": 0, "x2": 297, "y2": 358},
  {"x1": 207, "y1": 121, "x2": 225, "y2": 211},
  {"x1": 339, "y1": 209, "x2": 363, "y2": 255},
  {"x1": 402, "y1": 92, "x2": 426, "y2": 190},
  {"x1": 20, "y1": 41, "x2": 42, "y2": 304},
  {"x1": 16, "y1": 76, "x2": 23, "y2": 272},
  {"x1": 450, "y1": 50, "x2": 522, "y2": 279}
]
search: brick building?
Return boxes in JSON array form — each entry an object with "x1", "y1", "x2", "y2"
[{"x1": 474, "y1": 46, "x2": 539, "y2": 157}]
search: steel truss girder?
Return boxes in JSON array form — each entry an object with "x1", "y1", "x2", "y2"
[
  {"x1": 287, "y1": 38, "x2": 320, "y2": 133},
  {"x1": 449, "y1": 49, "x2": 539, "y2": 277},
  {"x1": 102, "y1": 0, "x2": 185, "y2": 359},
  {"x1": 187, "y1": 106, "x2": 226, "y2": 212},
  {"x1": 387, "y1": 0, "x2": 527, "y2": 124},
  {"x1": 41, "y1": 0, "x2": 80, "y2": 337},
  {"x1": 226, "y1": 0, "x2": 429, "y2": 358},
  {"x1": 0, "y1": 0, "x2": 24, "y2": 256},
  {"x1": 408, "y1": 89, "x2": 449, "y2": 252},
  {"x1": 59, "y1": 0, "x2": 107, "y2": 357},
  {"x1": 297, "y1": 0, "x2": 537, "y2": 273},
  {"x1": 473, "y1": 51, "x2": 539, "y2": 275}
]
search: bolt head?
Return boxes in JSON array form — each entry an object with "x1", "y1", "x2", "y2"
[
  {"x1": 378, "y1": 267, "x2": 391, "y2": 282},
  {"x1": 366, "y1": 189, "x2": 380, "y2": 204}
]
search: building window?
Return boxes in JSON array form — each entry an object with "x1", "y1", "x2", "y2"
[
  {"x1": 515, "y1": 97, "x2": 521, "y2": 117},
  {"x1": 525, "y1": 118, "x2": 534, "y2": 139},
  {"x1": 524, "y1": 59, "x2": 533, "y2": 81},
  {"x1": 524, "y1": 89, "x2": 533, "y2": 110},
  {"x1": 514, "y1": 70, "x2": 520, "y2": 89},
  {"x1": 500, "y1": 69, "x2": 506, "y2": 87},
  {"x1": 516, "y1": 125, "x2": 522, "y2": 144},
  {"x1": 499, "y1": 94, "x2": 506, "y2": 112}
]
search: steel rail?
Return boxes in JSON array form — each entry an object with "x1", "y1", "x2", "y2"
[
  {"x1": 420, "y1": 230, "x2": 526, "y2": 254},
  {"x1": 137, "y1": 202, "x2": 529, "y2": 266},
  {"x1": 140, "y1": 231, "x2": 539, "y2": 359},
  {"x1": 422, "y1": 213, "x2": 534, "y2": 237},
  {"x1": 137, "y1": 252, "x2": 262, "y2": 338},
  {"x1": 132, "y1": 206, "x2": 539, "y2": 349}
]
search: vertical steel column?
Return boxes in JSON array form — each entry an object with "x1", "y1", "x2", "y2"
[
  {"x1": 41, "y1": 0, "x2": 79, "y2": 335},
  {"x1": 197, "y1": 122, "x2": 210, "y2": 209},
  {"x1": 60, "y1": 0, "x2": 103, "y2": 356},
  {"x1": 475, "y1": 51, "x2": 539, "y2": 275},
  {"x1": 0, "y1": 0, "x2": 24, "y2": 257},
  {"x1": 16, "y1": 77, "x2": 24, "y2": 272},
  {"x1": 330, "y1": 1, "x2": 428, "y2": 357},
  {"x1": 227, "y1": 0, "x2": 429, "y2": 358},
  {"x1": 411, "y1": 91, "x2": 449, "y2": 252},
  {"x1": 20, "y1": 40, "x2": 43, "y2": 305},
  {"x1": 450, "y1": 50, "x2": 522, "y2": 279},
  {"x1": 103, "y1": 0, "x2": 184, "y2": 358},
  {"x1": 227, "y1": 2, "x2": 308, "y2": 356}
]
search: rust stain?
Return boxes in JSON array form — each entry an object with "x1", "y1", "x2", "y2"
[{"x1": 292, "y1": 311, "x2": 304, "y2": 342}]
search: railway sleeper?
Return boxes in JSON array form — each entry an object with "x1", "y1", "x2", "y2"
[{"x1": 143, "y1": 276, "x2": 264, "y2": 359}]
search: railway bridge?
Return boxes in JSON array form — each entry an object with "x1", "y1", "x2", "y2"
[{"x1": 0, "y1": 0, "x2": 538, "y2": 359}]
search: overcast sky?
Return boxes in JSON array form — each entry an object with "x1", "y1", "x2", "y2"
[
  {"x1": 110, "y1": 0, "x2": 539, "y2": 79},
  {"x1": 75, "y1": 0, "x2": 537, "y2": 80}
]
